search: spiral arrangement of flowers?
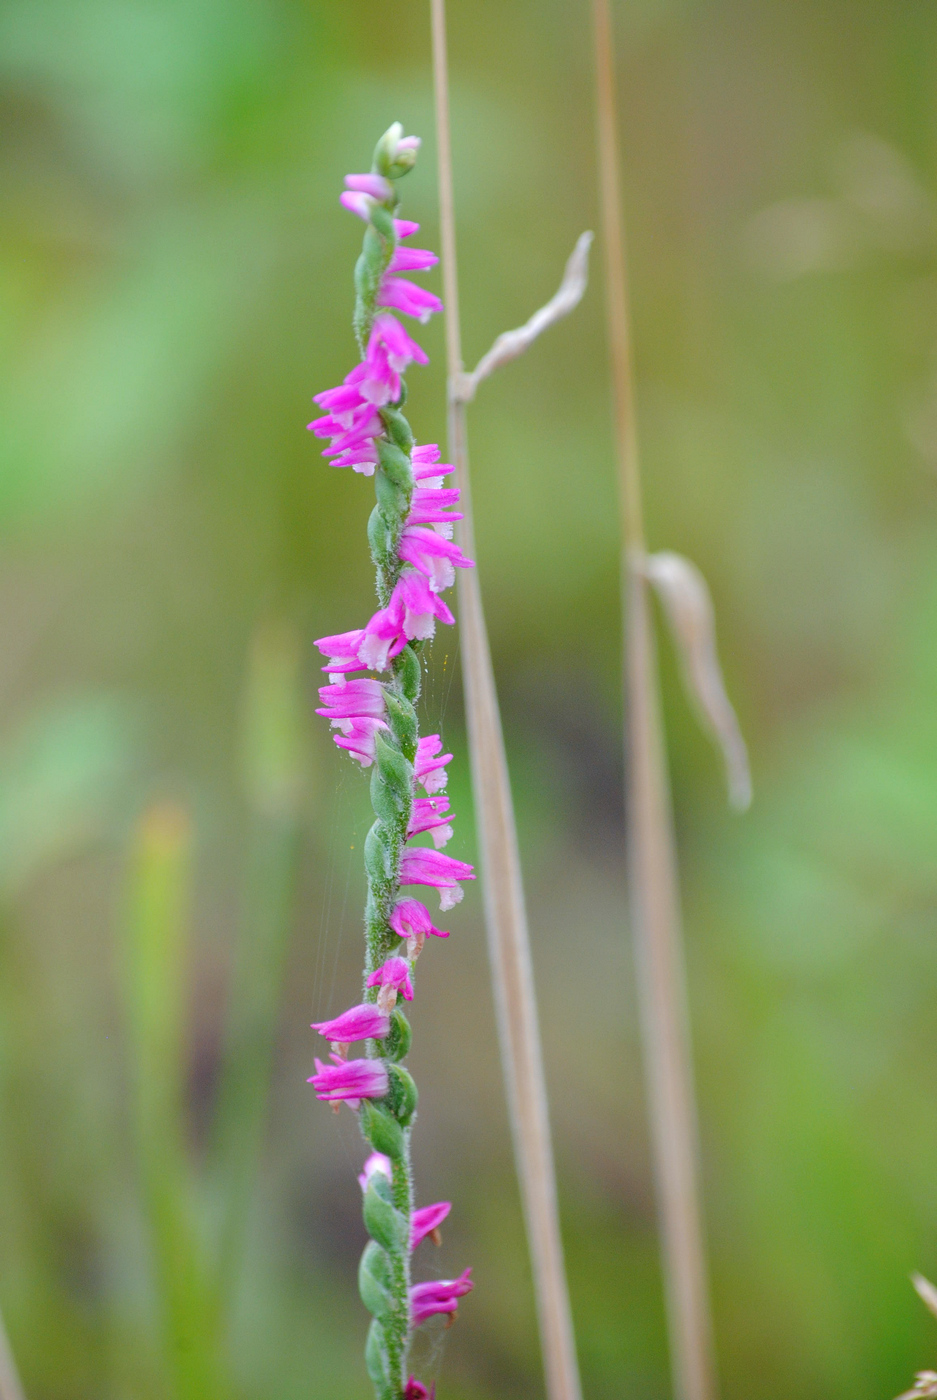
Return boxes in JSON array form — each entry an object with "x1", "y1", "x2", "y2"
[{"x1": 308, "y1": 123, "x2": 474, "y2": 1400}]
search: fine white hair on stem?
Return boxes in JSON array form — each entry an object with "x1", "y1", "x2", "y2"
[
  {"x1": 644, "y1": 552, "x2": 752, "y2": 812},
  {"x1": 0, "y1": 1306, "x2": 26, "y2": 1400},
  {"x1": 453, "y1": 231, "x2": 594, "y2": 401}
]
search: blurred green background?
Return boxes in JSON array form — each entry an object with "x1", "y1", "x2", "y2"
[{"x1": 2, "y1": 0, "x2": 937, "y2": 1396}]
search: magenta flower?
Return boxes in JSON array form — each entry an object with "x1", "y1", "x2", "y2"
[
  {"x1": 406, "y1": 483, "x2": 463, "y2": 531},
  {"x1": 313, "y1": 380, "x2": 367, "y2": 425},
  {"x1": 345, "y1": 172, "x2": 394, "y2": 201},
  {"x1": 400, "y1": 847, "x2": 475, "y2": 911},
  {"x1": 413, "y1": 735, "x2": 453, "y2": 794},
  {"x1": 331, "y1": 439, "x2": 380, "y2": 475},
  {"x1": 316, "y1": 678, "x2": 386, "y2": 721},
  {"x1": 314, "y1": 629, "x2": 366, "y2": 675},
  {"x1": 312, "y1": 1003, "x2": 391, "y2": 1044},
  {"x1": 403, "y1": 1380, "x2": 434, "y2": 1400},
  {"x1": 410, "y1": 1201, "x2": 451, "y2": 1250},
  {"x1": 367, "y1": 956, "x2": 414, "y2": 1002},
  {"x1": 358, "y1": 599, "x2": 409, "y2": 673},
  {"x1": 396, "y1": 570, "x2": 455, "y2": 638},
  {"x1": 358, "y1": 1151, "x2": 392, "y2": 1192},
  {"x1": 398, "y1": 525, "x2": 473, "y2": 592},
  {"x1": 389, "y1": 897, "x2": 450, "y2": 941},
  {"x1": 379, "y1": 276, "x2": 444, "y2": 324},
  {"x1": 408, "y1": 796, "x2": 454, "y2": 848},
  {"x1": 409, "y1": 1269, "x2": 473, "y2": 1325},
  {"x1": 308, "y1": 1054, "x2": 389, "y2": 1105},
  {"x1": 389, "y1": 246, "x2": 439, "y2": 274},
  {"x1": 372, "y1": 312, "x2": 429, "y2": 372},
  {"x1": 331, "y1": 716, "x2": 389, "y2": 767}
]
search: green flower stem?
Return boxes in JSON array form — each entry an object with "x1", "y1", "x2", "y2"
[{"x1": 349, "y1": 127, "x2": 426, "y2": 1400}]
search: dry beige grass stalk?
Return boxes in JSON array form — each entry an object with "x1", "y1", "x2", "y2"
[
  {"x1": 592, "y1": 2, "x2": 723, "y2": 1399},
  {"x1": 430, "y1": 3, "x2": 583, "y2": 1398},
  {"x1": 0, "y1": 1307, "x2": 25, "y2": 1400}
]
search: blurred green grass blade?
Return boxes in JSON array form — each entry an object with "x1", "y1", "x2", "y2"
[
  {"x1": 211, "y1": 622, "x2": 307, "y2": 1300},
  {"x1": 123, "y1": 803, "x2": 228, "y2": 1400}
]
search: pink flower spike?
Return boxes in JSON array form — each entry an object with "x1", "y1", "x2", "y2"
[
  {"x1": 399, "y1": 847, "x2": 475, "y2": 910},
  {"x1": 395, "y1": 218, "x2": 420, "y2": 238},
  {"x1": 345, "y1": 172, "x2": 394, "y2": 201},
  {"x1": 390, "y1": 897, "x2": 450, "y2": 941},
  {"x1": 308, "y1": 1055, "x2": 389, "y2": 1104},
  {"x1": 340, "y1": 190, "x2": 373, "y2": 221},
  {"x1": 358, "y1": 1151, "x2": 392, "y2": 1193},
  {"x1": 389, "y1": 246, "x2": 439, "y2": 273},
  {"x1": 379, "y1": 276, "x2": 444, "y2": 324},
  {"x1": 311, "y1": 1003, "x2": 391, "y2": 1043},
  {"x1": 332, "y1": 716, "x2": 389, "y2": 767},
  {"x1": 315, "y1": 629, "x2": 366, "y2": 674},
  {"x1": 409, "y1": 1269, "x2": 473, "y2": 1325},
  {"x1": 411, "y1": 1201, "x2": 451, "y2": 1250},
  {"x1": 367, "y1": 957, "x2": 414, "y2": 1002},
  {"x1": 414, "y1": 735, "x2": 453, "y2": 795},
  {"x1": 316, "y1": 678, "x2": 386, "y2": 721}
]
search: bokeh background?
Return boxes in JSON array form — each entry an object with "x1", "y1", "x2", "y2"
[{"x1": 2, "y1": 0, "x2": 937, "y2": 1396}]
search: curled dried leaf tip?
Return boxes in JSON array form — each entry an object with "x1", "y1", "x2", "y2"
[
  {"x1": 644, "y1": 551, "x2": 752, "y2": 811},
  {"x1": 453, "y1": 231, "x2": 593, "y2": 402}
]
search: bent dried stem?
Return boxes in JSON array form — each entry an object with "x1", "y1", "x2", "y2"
[
  {"x1": 431, "y1": 3, "x2": 583, "y2": 1399},
  {"x1": 593, "y1": 2, "x2": 720, "y2": 1400}
]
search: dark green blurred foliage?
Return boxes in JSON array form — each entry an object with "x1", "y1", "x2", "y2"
[{"x1": 2, "y1": 0, "x2": 937, "y2": 1397}]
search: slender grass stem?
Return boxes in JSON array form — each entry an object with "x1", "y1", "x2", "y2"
[
  {"x1": 592, "y1": 3, "x2": 718, "y2": 1399},
  {"x1": 430, "y1": 5, "x2": 582, "y2": 1398},
  {"x1": 0, "y1": 1306, "x2": 25, "y2": 1400}
]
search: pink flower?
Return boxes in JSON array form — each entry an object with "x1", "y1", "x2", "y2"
[
  {"x1": 331, "y1": 440, "x2": 380, "y2": 475},
  {"x1": 345, "y1": 172, "x2": 394, "y2": 201},
  {"x1": 358, "y1": 1151, "x2": 392, "y2": 1192},
  {"x1": 409, "y1": 1269, "x2": 473, "y2": 1325},
  {"x1": 311, "y1": 1003, "x2": 391, "y2": 1043},
  {"x1": 312, "y1": 380, "x2": 367, "y2": 425},
  {"x1": 398, "y1": 525, "x2": 473, "y2": 592},
  {"x1": 358, "y1": 598, "x2": 408, "y2": 673},
  {"x1": 408, "y1": 796, "x2": 454, "y2": 849},
  {"x1": 316, "y1": 678, "x2": 386, "y2": 721},
  {"x1": 396, "y1": 570, "x2": 455, "y2": 639},
  {"x1": 395, "y1": 219, "x2": 419, "y2": 238},
  {"x1": 315, "y1": 629, "x2": 366, "y2": 675},
  {"x1": 389, "y1": 246, "x2": 438, "y2": 273},
  {"x1": 367, "y1": 956, "x2": 414, "y2": 1001},
  {"x1": 414, "y1": 736, "x2": 453, "y2": 794},
  {"x1": 399, "y1": 848, "x2": 475, "y2": 911},
  {"x1": 403, "y1": 1379, "x2": 434, "y2": 1400},
  {"x1": 411, "y1": 1201, "x2": 451, "y2": 1250},
  {"x1": 389, "y1": 897, "x2": 450, "y2": 941},
  {"x1": 308, "y1": 1054, "x2": 389, "y2": 1104},
  {"x1": 357, "y1": 572, "x2": 455, "y2": 672},
  {"x1": 396, "y1": 135, "x2": 421, "y2": 155},
  {"x1": 379, "y1": 276, "x2": 444, "y2": 324},
  {"x1": 331, "y1": 716, "x2": 389, "y2": 766},
  {"x1": 372, "y1": 312, "x2": 429, "y2": 372},
  {"x1": 407, "y1": 484, "x2": 463, "y2": 533},
  {"x1": 320, "y1": 410, "x2": 384, "y2": 458}
]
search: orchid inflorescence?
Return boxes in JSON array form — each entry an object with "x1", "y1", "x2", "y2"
[{"x1": 307, "y1": 123, "x2": 474, "y2": 1400}]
